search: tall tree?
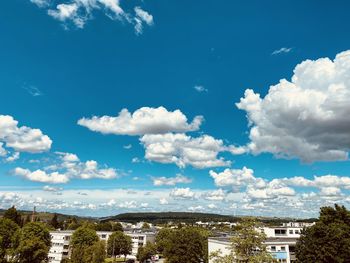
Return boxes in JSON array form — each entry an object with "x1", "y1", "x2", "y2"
[
  {"x1": 12, "y1": 222, "x2": 51, "y2": 263},
  {"x1": 137, "y1": 241, "x2": 157, "y2": 263},
  {"x1": 70, "y1": 226, "x2": 99, "y2": 263},
  {"x1": 50, "y1": 213, "x2": 60, "y2": 229},
  {"x1": 155, "y1": 228, "x2": 174, "y2": 254},
  {"x1": 107, "y1": 231, "x2": 132, "y2": 260},
  {"x1": 112, "y1": 222, "x2": 124, "y2": 232},
  {"x1": 0, "y1": 218, "x2": 19, "y2": 262},
  {"x1": 84, "y1": 240, "x2": 106, "y2": 263},
  {"x1": 3, "y1": 206, "x2": 22, "y2": 226},
  {"x1": 163, "y1": 227, "x2": 207, "y2": 263},
  {"x1": 210, "y1": 218, "x2": 276, "y2": 263},
  {"x1": 296, "y1": 204, "x2": 350, "y2": 262}
]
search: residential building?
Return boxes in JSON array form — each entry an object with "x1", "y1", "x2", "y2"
[
  {"x1": 48, "y1": 230, "x2": 156, "y2": 263},
  {"x1": 208, "y1": 223, "x2": 311, "y2": 263}
]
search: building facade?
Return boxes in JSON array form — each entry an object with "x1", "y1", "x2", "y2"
[
  {"x1": 208, "y1": 224, "x2": 307, "y2": 263},
  {"x1": 48, "y1": 230, "x2": 156, "y2": 263}
]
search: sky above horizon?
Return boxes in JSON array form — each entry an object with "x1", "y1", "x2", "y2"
[{"x1": 1, "y1": 0, "x2": 350, "y2": 217}]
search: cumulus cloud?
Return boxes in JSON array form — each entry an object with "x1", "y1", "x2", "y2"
[
  {"x1": 14, "y1": 152, "x2": 118, "y2": 184},
  {"x1": 78, "y1": 107, "x2": 203, "y2": 136},
  {"x1": 202, "y1": 189, "x2": 226, "y2": 201},
  {"x1": 14, "y1": 168, "x2": 69, "y2": 184},
  {"x1": 152, "y1": 174, "x2": 192, "y2": 186},
  {"x1": 236, "y1": 50, "x2": 350, "y2": 162},
  {"x1": 0, "y1": 115, "x2": 52, "y2": 154},
  {"x1": 210, "y1": 167, "x2": 265, "y2": 190},
  {"x1": 140, "y1": 133, "x2": 231, "y2": 169},
  {"x1": 170, "y1": 187, "x2": 196, "y2": 200}
]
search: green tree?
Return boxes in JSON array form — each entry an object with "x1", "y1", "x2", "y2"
[
  {"x1": 0, "y1": 218, "x2": 19, "y2": 262},
  {"x1": 163, "y1": 227, "x2": 207, "y2": 263},
  {"x1": 155, "y1": 228, "x2": 174, "y2": 253},
  {"x1": 70, "y1": 226, "x2": 99, "y2": 263},
  {"x1": 296, "y1": 204, "x2": 350, "y2": 262},
  {"x1": 142, "y1": 222, "x2": 151, "y2": 230},
  {"x1": 107, "y1": 231, "x2": 132, "y2": 261},
  {"x1": 137, "y1": 241, "x2": 157, "y2": 263},
  {"x1": 12, "y1": 222, "x2": 51, "y2": 263},
  {"x1": 96, "y1": 221, "x2": 113, "y2": 231},
  {"x1": 84, "y1": 240, "x2": 106, "y2": 263},
  {"x1": 210, "y1": 218, "x2": 276, "y2": 263},
  {"x1": 50, "y1": 213, "x2": 60, "y2": 229},
  {"x1": 3, "y1": 206, "x2": 22, "y2": 226},
  {"x1": 112, "y1": 222, "x2": 123, "y2": 232}
]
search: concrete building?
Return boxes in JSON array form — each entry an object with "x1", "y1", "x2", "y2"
[
  {"x1": 48, "y1": 230, "x2": 156, "y2": 263},
  {"x1": 208, "y1": 223, "x2": 309, "y2": 263}
]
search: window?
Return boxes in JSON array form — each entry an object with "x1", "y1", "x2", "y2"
[
  {"x1": 274, "y1": 229, "x2": 287, "y2": 235},
  {"x1": 295, "y1": 230, "x2": 300, "y2": 234},
  {"x1": 280, "y1": 246, "x2": 286, "y2": 251},
  {"x1": 101, "y1": 234, "x2": 106, "y2": 238},
  {"x1": 289, "y1": 230, "x2": 293, "y2": 234},
  {"x1": 270, "y1": 246, "x2": 276, "y2": 252}
]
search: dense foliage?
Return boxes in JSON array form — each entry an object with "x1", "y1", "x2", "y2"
[
  {"x1": 296, "y1": 204, "x2": 350, "y2": 262},
  {"x1": 12, "y1": 222, "x2": 51, "y2": 263},
  {"x1": 107, "y1": 231, "x2": 132, "y2": 259},
  {"x1": 210, "y1": 218, "x2": 276, "y2": 263},
  {"x1": 157, "y1": 227, "x2": 208, "y2": 263}
]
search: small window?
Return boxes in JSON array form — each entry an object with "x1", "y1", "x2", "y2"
[
  {"x1": 289, "y1": 230, "x2": 293, "y2": 234},
  {"x1": 270, "y1": 246, "x2": 276, "y2": 251},
  {"x1": 295, "y1": 230, "x2": 300, "y2": 234},
  {"x1": 280, "y1": 246, "x2": 286, "y2": 251}
]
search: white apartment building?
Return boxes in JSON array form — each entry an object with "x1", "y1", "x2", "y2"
[
  {"x1": 48, "y1": 230, "x2": 156, "y2": 263},
  {"x1": 208, "y1": 223, "x2": 308, "y2": 263}
]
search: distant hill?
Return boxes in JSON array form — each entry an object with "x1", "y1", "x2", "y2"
[{"x1": 101, "y1": 212, "x2": 239, "y2": 223}]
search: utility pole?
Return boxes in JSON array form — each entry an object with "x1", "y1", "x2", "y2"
[
  {"x1": 112, "y1": 237, "x2": 115, "y2": 263},
  {"x1": 31, "y1": 206, "x2": 36, "y2": 222}
]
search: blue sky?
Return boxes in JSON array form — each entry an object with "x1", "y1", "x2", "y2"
[{"x1": 1, "y1": 0, "x2": 350, "y2": 217}]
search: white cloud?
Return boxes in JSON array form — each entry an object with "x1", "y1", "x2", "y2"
[
  {"x1": 170, "y1": 187, "x2": 196, "y2": 200},
  {"x1": 23, "y1": 85, "x2": 43, "y2": 96},
  {"x1": 30, "y1": 0, "x2": 154, "y2": 33},
  {"x1": 134, "y1": 7, "x2": 154, "y2": 35},
  {"x1": 140, "y1": 133, "x2": 231, "y2": 169},
  {"x1": 159, "y1": 198, "x2": 169, "y2": 205},
  {"x1": 0, "y1": 115, "x2": 52, "y2": 154},
  {"x1": 208, "y1": 203, "x2": 217, "y2": 209},
  {"x1": 14, "y1": 168, "x2": 69, "y2": 184},
  {"x1": 78, "y1": 106, "x2": 203, "y2": 136},
  {"x1": 14, "y1": 152, "x2": 118, "y2": 183},
  {"x1": 188, "y1": 205, "x2": 203, "y2": 212},
  {"x1": 30, "y1": 0, "x2": 49, "y2": 8},
  {"x1": 123, "y1": 144, "x2": 132, "y2": 150},
  {"x1": 118, "y1": 200, "x2": 137, "y2": 209},
  {"x1": 319, "y1": 187, "x2": 342, "y2": 196},
  {"x1": 43, "y1": 185, "x2": 63, "y2": 192},
  {"x1": 5, "y1": 152, "x2": 20, "y2": 163},
  {"x1": 209, "y1": 167, "x2": 264, "y2": 189},
  {"x1": 236, "y1": 50, "x2": 350, "y2": 162},
  {"x1": 203, "y1": 189, "x2": 226, "y2": 201},
  {"x1": 272, "y1": 47, "x2": 293, "y2": 55},
  {"x1": 152, "y1": 174, "x2": 192, "y2": 186},
  {"x1": 132, "y1": 157, "x2": 141, "y2": 163},
  {"x1": 194, "y1": 85, "x2": 208, "y2": 93},
  {"x1": 0, "y1": 143, "x2": 7, "y2": 157}
]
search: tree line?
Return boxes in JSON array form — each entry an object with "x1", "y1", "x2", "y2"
[{"x1": 0, "y1": 204, "x2": 350, "y2": 262}]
